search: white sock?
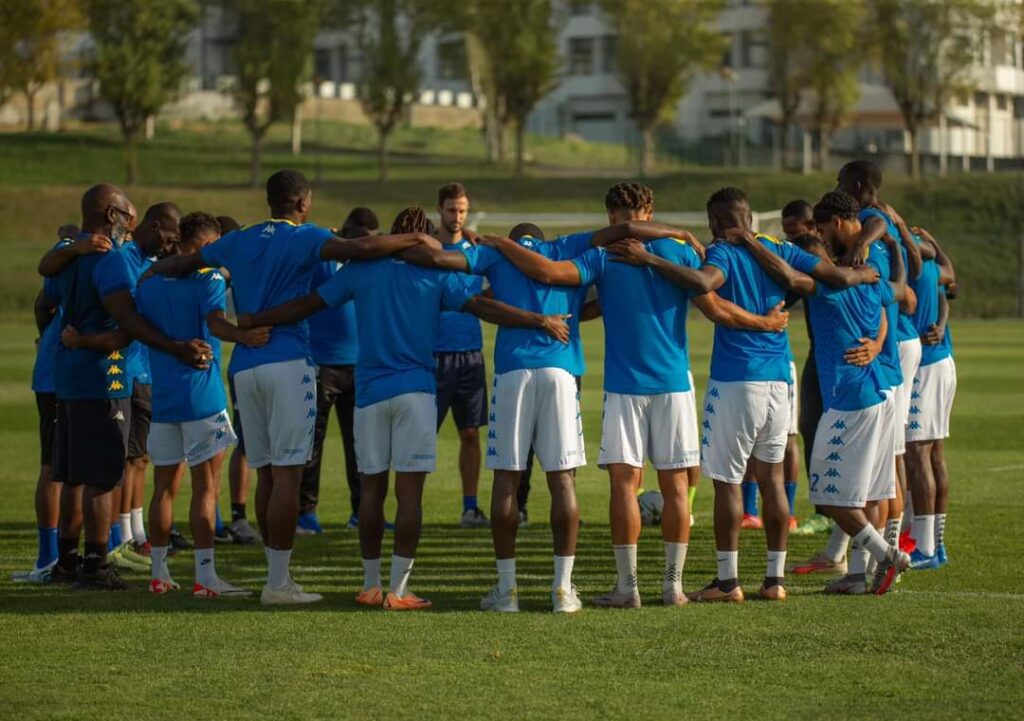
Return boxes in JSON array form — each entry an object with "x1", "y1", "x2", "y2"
[
  {"x1": 852, "y1": 524, "x2": 892, "y2": 564},
  {"x1": 496, "y1": 557, "x2": 516, "y2": 594},
  {"x1": 765, "y1": 550, "x2": 786, "y2": 580},
  {"x1": 362, "y1": 557, "x2": 381, "y2": 591},
  {"x1": 118, "y1": 513, "x2": 132, "y2": 545},
  {"x1": 935, "y1": 513, "x2": 947, "y2": 548},
  {"x1": 130, "y1": 507, "x2": 147, "y2": 544},
  {"x1": 912, "y1": 514, "x2": 936, "y2": 556},
  {"x1": 885, "y1": 518, "x2": 901, "y2": 546},
  {"x1": 194, "y1": 547, "x2": 217, "y2": 587},
  {"x1": 823, "y1": 525, "x2": 850, "y2": 563},
  {"x1": 267, "y1": 548, "x2": 292, "y2": 590},
  {"x1": 151, "y1": 545, "x2": 170, "y2": 582},
  {"x1": 664, "y1": 542, "x2": 688, "y2": 591},
  {"x1": 716, "y1": 550, "x2": 739, "y2": 582},
  {"x1": 613, "y1": 544, "x2": 638, "y2": 594},
  {"x1": 553, "y1": 555, "x2": 574, "y2": 593},
  {"x1": 389, "y1": 554, "x2": 415, "y2": 597},
  {"x1": 848, "y1": 546, "x2": 872, "y2": 576}
]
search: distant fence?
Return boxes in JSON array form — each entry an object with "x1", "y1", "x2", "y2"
[{"x1": 467, "y1": 210, "x2": 783, "y2": 235}]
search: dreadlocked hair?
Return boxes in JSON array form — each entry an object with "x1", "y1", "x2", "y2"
[
  {"x1": 604, "y1": 182, "x2": 654, "y2": 215},
  {"x1": 390, "y1": 206, "x2": 435, "y2": 236},
  {"x1": 813, "y1": 191, "x2": 860, "y2": 225}
]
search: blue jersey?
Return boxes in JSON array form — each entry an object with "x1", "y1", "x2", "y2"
[
  {"x1": 461, "y1": 238, "x2": 593, "y2": 376},
  {"x1": 93, "y1": 240, "x2": 153, "y2": 385},
  {"x1": 859, "y1": 208, "x2": 917, "y2": 344},
  {"x1": 435, "y1": 238, "x2": 484, "y2": 353},
  {"x1": 573, "y1": 238, "x2": 699, "y2": 395},
  {"x1": 31, "y1": 278, "x2": 62, "y2": 393},
  {"x1": 863, "y1": 239, "x2": 902, "y2": 388},
  {"x1": 910, "y1": 254, "x2": 941, "y2": 339},
  {"x1": 50, "y1": 237, "x2": 132, "y2": 400},
  {"x1": 201, "y1": 220, "x2": 332, "y2": 375},
  {"x1": 920, "y1": 285, "x2": 954, "y2": 367},
  {"x1": 135, "y1": 268, "x2": 229, "y2": 422},
  {"x1": 316, "y1": 258, "x2": 475, "y2": 407},
  {"x1": 307, "y1": 260, "x2": 358, "y2": 366},
  {"x1": 703, "y1": 235, "x2": 819, "y2": 383},
  {"x1": 808, "y1": 279, "x2": 894, "y2": 412}
]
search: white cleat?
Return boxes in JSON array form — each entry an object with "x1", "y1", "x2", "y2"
[
  {"x1": 480, "y1": 585, "x2": 519, "y2": 612},
  {"x1": 194, "y1": 578, "x2": 253, "y2": 599},
  {"x1": 552, "y1": 584, "x2": 583, "y2": 614},
  {"x1": 11, "y1": 559, "x2": 57, "y2": 584},
  {"x1": 592, "y1": 586, "x2": 641, "y2": 609},
  {"x1": 260, "y1": 579, "x2": 324, "y2": 606}
]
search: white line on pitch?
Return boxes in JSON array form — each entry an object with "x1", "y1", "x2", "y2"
[{"x1": 987, "y1": 464, "x2": 1024, "y2": 473}]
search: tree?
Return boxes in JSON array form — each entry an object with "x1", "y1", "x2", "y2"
[
  {"x1": 601, "y1": 0, "x2": 728, "y2": 177},
  {"x1": 870, "y1": 0, "x2": 997, "y2": 178},
  {"x1": 764, "y1": 0, "x2": 813, "y2": 170},
  {"x1": 86, "y1": 0, "x2": 198, "y2": 184},
  {"x1": 222, "y1": 0, "x2": 324, "y2": 187}
]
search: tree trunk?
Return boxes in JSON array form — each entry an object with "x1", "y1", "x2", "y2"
[
  {"x1": 514, "y1": 120, "x2": 526, "y2": 177},
  {"x1": 482, "y1": 107, "x2": 499, "y2": 163},
  {"x1": 495, "y1": 118, "x2": 507, "y2": 163},
  {"x1": 377, "y1": 126, "x2": 389, "y2": 183},
  {"x1": 779, "y1": 119, "x2": 791, "y2": 171},
  {"x1": 638, "y1": 125, "x2": 653, "y2": 178},
  {"x1": 25, "y1": 88, "x2": 37, "y2": 131},
  {"x1": 124, "y1": 128, "x2": 139, "y2": 185},
  {"x1": 250, "y1": 128, "x2": 264, "y2": 188},
  {"x1": 908, "y1": 125, "x2": 921, "y2": 179},
  {"x1": 818, "y1": 128, "x2": 831, "y2": 171},
  {"x1": 291, "y1": 106, "x2": 303, "y2": 156}
]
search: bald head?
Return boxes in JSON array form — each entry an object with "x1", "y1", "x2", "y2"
[
  {"x1": 80, "y1": 183, "x2": 133, "y2": 238},
  {"x1": 134, "y1": 202, "x2": 182, "y2": 258}
]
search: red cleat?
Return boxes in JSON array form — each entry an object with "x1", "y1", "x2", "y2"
[
  {"x1": 788, "y1": 516, "x2": 798, "y2": 531},
  {"x1": 899, "y1": 530, "x2": 917, "y2": 554},
  {"x1": 133, "y1": 541, "x2": 152, "y2": 557},
  {"x1": 741, "y1": 513, "x2": 763, "y2": 530}
]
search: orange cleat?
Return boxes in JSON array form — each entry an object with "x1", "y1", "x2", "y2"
[
  {"x1": 383, "y1": 591, "x2": 432, "y2": 611},
  {"x1": 789, "y1": 552, "x2": 848, "y2": 576},
  {"x1": 741, "y1": 513, "x2": 763, "y2": 530},
  {"x1": 758, "y1": 583, "x2": 787, "y2": 601},
  {"x1": 687, "y1": 580, "x2": 744, "y2": 604},
  {"x1": 788, "y1": 516, "x2": 798, "y2": 531},
  {"x1": 899, "y1": 530, "x2": 917, "y2": 554},
  {"x1": 149, "y1": 578, "x2": 179, "y2": 594},
  {"x1": 355, "y1": 586, "x2": 384, "y2": 607}
]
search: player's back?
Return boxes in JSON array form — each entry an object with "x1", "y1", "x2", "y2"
[
  {"x1": 910, "y1": 255, "x2": 941, "y2": 336},
  {"x1": 436, "y1": 238, "x2": 484, "y2": 353},
  {"x1": 308, "y1": 260, "x2": 357, "y2": 366}
]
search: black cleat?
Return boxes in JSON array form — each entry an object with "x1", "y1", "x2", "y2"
[
  {"x1": 169, "y1": 528, "x2": 193, "y2": 551},
  {"x1": 74, "y1": 564, "x2": 132, "y2": 591},
  {"x1": 51, "y1": 561, "x2": 81, "y2": 584}
]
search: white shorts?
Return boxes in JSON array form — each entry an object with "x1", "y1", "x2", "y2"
[
  {"x1": 148, "y1": 410, "x2": 236, "y2": 468},
  {"x1": 598, "y1": 391, "x2": 699, "y2": 470},
  {"x1": 233, "y1": 358, "x2": 317, "y2": 468},
  {"x1": 809, "y1": 392, "x2": 896, "y2": 508},
  {"x1": 788, "y1": 361, "x2": 799, "y2": 435},
  {"x1": 701, "y1": 379, "x2": 790, "y2": 484},
  {"x1": 487, "y1": 368, "x2": 585, "y2": 472},
  {"x1": 907, "y1": 357, "x2": 957, "y2": 443},
  {"x1": 895, "y1": 338, "x2": 923, "y2": 454},
  {"x1": 354, "y1": 392, "x2": 437, "y2": 474}
]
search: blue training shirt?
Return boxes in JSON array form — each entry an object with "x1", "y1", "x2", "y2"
[
  {"x1": 703, "y1": 235, "x2": 820, "y2": 383},
  {"x1": 135, "y1": 268, "x2": 229, "y2": 423},
  {"x1": 201, "y1": 220, "x2": 332, "y2": 375},
  {"x1": 573, "y1": 238, "x2": 700, "y2": 395},
  {"x1": 863, "y1": 237, "x2": 903, "y2": 388},
  {"x1": 435, "y1": 238, "x2": 484, "y2": 353},
  {"x1": 307, "y1": 260, "x2": 358, "y2": 367},
  {"x1": 93, "y1": 240, "x2": 153, "y2": 386},
  {"x1": 859, "y1": 208, "x2": 917, "y2": 345},
  {"x1": 316, "y1": 258, "x2": 475, "y2": 408},
  {"x1": 910, "y1": 253, "x2": 941, "y2": 340},
  {"x1": 31, "y1": 278, "x2": 62, "y2": 394},
  {"x1": 920, "y1": 284, "x2": 954, "y2": 367}
]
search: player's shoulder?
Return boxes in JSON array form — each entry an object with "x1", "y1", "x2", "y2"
[{"x1": 196, "y1": 266, "x2": 227, "y2": 284}]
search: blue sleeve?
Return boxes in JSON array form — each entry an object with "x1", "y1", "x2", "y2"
[
  {"x1": 703, "y1": 242, "x2": 730, "y2": 281},
  {"x1": 316, "y1": 264, "x2": 356, "y2": 307},
  {"x1": 441, "y1": 272, "x2": 476, "y2": 312},
  {"x1": 549, "y1": 232, "x2": 594, "y2": 260},
  {"x1": 866, "y1": 242, "x2": 888, "y2": 276},
  {"x1": 200, "y1": 231, "x2": 236, "y2": 269},
  {"x1": 201, "y1": 271, "x2": 227, "y2": 317},
  {"x1": 461, "y1": 245, "x2": 500, "y2": 276},
  {"x1": 93, "y1": 252, "x2": 134, "y2": 298},
  {"x1": 294, "y1": 226, "x2": 333, "y2": 268},
  {"x1": 879, "y1": 280, "x2": 896, "y2": 308},
  {"x1": 42, "y1": 277, "x2": 59, "y2": 303},
  {"x1": 572, "y1": 247, "x2": 605, "y2": 286},
  {"x1": 781, "y1": 242, "x2": 821, "y2": 275}
]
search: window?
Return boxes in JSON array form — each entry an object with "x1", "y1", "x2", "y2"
[
  {"x1": 997, "y1": 94, "x2": 1008, "y2": 111},
  {"x1": 569, "y1": 1, "x2": 591, "y2": 15},
  {"x1": 437, "y1": 38, "x2": 467, "y2": 81},
  {"x1": 568, "y1": 37, "x2": 595, "y2": 75},
  {"x1": 314, "y1": 49, "x2": 332, "y2": 82},
  {"x1": 601, "y1": 35, "x2": 617, "y2": 74}
]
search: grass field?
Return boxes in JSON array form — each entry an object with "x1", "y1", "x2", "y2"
[{"x1": 1, "y1": 313, "x2": 1023, "y2": 720}]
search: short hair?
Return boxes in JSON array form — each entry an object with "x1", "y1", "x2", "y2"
[
  {"x1": 340, "y1": 207, "x2": 380, "y2": 239},
  {"x1": 707, "y1": 186, "x2": 748, "y2": 213},
  {"x1": 216, "y1": 215, "x2": 240, "y2": 234},
  {"x1": 782, "y1": 199, "x2": 813, "y2": 219},
  {"x1": 605, "y1": 182, "x2": 654, "y2": 215},
  {"x1": 390, "y1": 206, "x2": 435, "y2": 235},
  {"x1": 840, "y1": 160, "x2": 882, "y2": 191},
  {"x1": 509, "y1": 222, "x2": 544, "y2": 241},
  {"x1": 143, "y1": 202, "x2": 181, "y2": 228},
  {"x1": 266, "y1": 169, "x2": 311, "y2": 210},
  {"x1": 179, "y1": 212, "x2": 221, "y2": 245},
  {"x1": 813, "y1": 191, "x2": 860, "y2": 224},
  {"x1": 438, "y1": 182, "x2": 468, "y2": 207}
]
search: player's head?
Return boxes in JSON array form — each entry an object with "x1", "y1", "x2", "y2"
[
  {"x1": 125, "y1": 199, "x2": 139, "y2": 238},
  {"x1": 134, "y1": 202, "x2": 181, "y2": 258},
  {"x1": 340, "y1": 207, "x2": 380, "y2": 239},
  {"x1": 604, "y1": 181, "x2": 654, "y2": 224},
  {"x1": 216, "y1": 215, "x2": 240, "y2": 234},
  {"x1": 791, "y1": 232, "x2": 832, "y2": 264},
  {"x1": 179, "y1": 212, "x2": 221, "y2": 254},
  {"x1": 813, "y1": 191, "x2": 862, "y2": 257},
  {"x1": 706, "y1": 186, "x2": 751, "y2": 238},
  {"x1": 836, "y1": 160, "x2": 882, "y2": 207},
  {"x1": 781, "y1": 199, "x2": 817, "y2": 241},
  {"x1": 509, "y1": 222, "x2": 544, "y2": 241},
  {"x1": 80, "y1": 183, "x2": 133, "y2": 240},
  {"x1": 266, "y1": 169, "x2": 313, "y2": 221},
  {"x1": 390, "y1": 206, "x2": 435, "y2": 236},
  {"x1": 437, "y1": 182, "x2": 469, "y2": 235}
]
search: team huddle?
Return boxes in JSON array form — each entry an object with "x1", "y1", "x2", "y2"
[{"x1": 16, "y1": 159, "x2": 957, "y2": 611}]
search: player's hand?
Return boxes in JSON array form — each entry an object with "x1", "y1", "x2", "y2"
[
  {"x1": 57, "y1": 224, "x2": 80, "y2": 240},
  {"x1": 236, "y1": 313, "x2": 254, "y2": 330},
  {"x1": 606, "y1": 239, "x2": 653, "y2": 266},
  {"x1": 74, "y1": 233, "x2": 112, "y2": 256},
  {"x1": 764, "y1": 301, "x2": 789, "y2": 331},
  {"x1": 60, "y1": 325, "x2": 82, "y2": 349},
  {"x1": 175, "y1": 339, "x2": 213, "y2": 369},
  {"x1": 841, "y1": 241, "x2": 867, "y2": 267},
  {"x1": 877, "y1": 201, "x2": 905, "y2": 228},
  {"x1": 880, "y1": 232, "x2": 899, "y2": 249},
  {"x1": 416, "y1": 233, "x2": 443, "y2": 251},
  {"x1": 686, "y1": 234, "x2": 707, "y2": 261},
  {"x1": 844, "y1": 336, "x2": 881, "y2": 366},
  {"x1": 722, "y1": 228, "x2": 756, "y2": 246},
  {"x1": 239, "y1": 326, "x2": 272, "y2": 348},
  {"x1": 921, "y1": 323, "x2": 945, "y2": 345},
  {"x1": 461, "y1": 228, "x2": 480, "y2": 245},
  {"x1": 856, "y1": 266, "x2": 880, "y2": 284},
  {"x1": 538, "y1": 313, "x2": 571, "y2": 344}
]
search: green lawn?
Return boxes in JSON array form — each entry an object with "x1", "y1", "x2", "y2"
[{"x1": 0, "y1": 315, "x2": 1022, "y2": 719}]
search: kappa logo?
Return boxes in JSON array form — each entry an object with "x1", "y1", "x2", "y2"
[
  {"x1": 490, "y1": 396, "x2": 496, "y2": 405},
  {"x1": 824, "y1": 484, "x2": 839, "y2": 495},
  {"x1": 911, "y1": 391, "x2": 921, "y2": 400},
  {"x1": 260, "y1": 224, "x2": 276, "y2": 237},
  {"x1": 708, "y1": 387, "x2": 720, "y2": 398},
  {"x1": 306, "y1": 408, "x2": 316, "y2": 418},
  {"x1": 828, "y1": 435, "x2": 844, "y2": 446},
  {"x1": 487, "y1": 447, "x2": 498, "y2": 457},
  {"x1": 701, "y1": 435, "x2": 710, "y2": 447},
  {"x1": 704, "y1": 403, "x2": 715, "y2": 415},
  {"x1": 106, "y1": 365, "x2": 123, "y2": 375},
  {"x1": 824, "y1": 467, "x2": 841, "y2": 478},
  {"x1": 301, "y1": 375, "x2": 312, "y2": 385},
  {"x1": 826, "y1": 451, "x2": 843, "y2": 462},
  {"x1": 109, "y1": 380, "x2": 124, "y2": 391},
  {"x1": 909, "y1": 405, "x2": 921, "y2": 415},
  {"x1": 908, "y1": 421, "x2": 922, "y2": 430},
  {"x1": 216, "y1": 412, "x2": 228, "y2": 423},
  {"x1": 489, "y1": 412, "x2": 496, "y2": 422},
  {"x1": 702, "y1": 419, "x2": 711, "y2": 430},
  {"x1": 304, "y1": 391, "x2": 315, "y2": 401},
  {"x1": 113, "y1": 410, "x2": 126, "y2": 421},
  {"x1": 211, "y1": 272, "x2": 224, "y2": 281},
  {"x1": 487, "y1": 429, "x2": 496, "y2": 439},
  {"x1": 108, "y1": 351, "x2": 123, "y2": 361},
  {"x1": 830, "y1": 420, "x2": 846, "y2": 430},
  {"x1": 215, "y1": 429, "x2": 226, "y2": 440}
]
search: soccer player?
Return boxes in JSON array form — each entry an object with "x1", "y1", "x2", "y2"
[
  {"x1": 479, "y1": 182, "x2": 789, "y2": 608},
  {"x1": 297, "y1": 207, "x2": 378, "y2": 534},
  {"x1": 434, "y1": 183, "x2": 491, "y2": 528},
  {"x1": 736, "y1": 190, "x2": 912, "y2": 594},
  {"x1": 147, "y1": 170, "x2": 445, "y2": 605},
  {"x1": 236, "y1": 206, "x2": 570, "y2": 610}
]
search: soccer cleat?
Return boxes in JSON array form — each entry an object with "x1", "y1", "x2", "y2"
[
  {"x1": 758, "y1": 583, "x2": 787, "y2": 601},
  {"x1": 383, "y1": 591, "x2": 432, "y2": 611},
  {"x1": 214, "y1": 526, "x2": 234, "y2": 544},
  {"x1": 460, "y1": 507, "x2": 491, "y2": 529},
  {"x1": 75, "y1": 564, "x2": 131, "y2": 591},
  {"x1": 908, "y1": 549, "x2": 941, "y2": 571},
  {"x1": 791, "y1": 514, "x2": 831, "y2": 537},
  {"x1": 228, "y1": 518, "x2": 259, "y2": 545},
  {"x1": 936, "y1": 544, "x2": 948, "y2": 567},
  {"x1": 169, "y1": 528, "x2": 193, "y2": 551},
  {"x1": 789, "y1": 553, "x2": 848, "y2": 576},
  {"x1": 518, "y1": 509, "x2": 530, "y2": 527},
  {"x1": 346, "y1": 515, "x2": 360, "y2": 530},
  {"x1": 149, "y1": 578, "x2": 180, "y2": 594},
  {"x1": 50, "y1": 561, "x2": 81, "y2": 584},
  {"x1": 193, "y1": 579, "x2": 252, "y2": 598},
  {"x1": 873, "y1": 551, "x2": 911, "y2": 595},
  {"x1": 132, "y1": 541, "x2": 152, "y2": 557},
  {"x1": 355, "y1": 586, "x2": 384, "y2": 607},
  {"x1": 11, "y1": 559, "x2": 57, "y2": 584},
  {"x1": 295, "y1": 512, "x2": 323, "y2": 536},
  {"x1": 592, "y1": 586, "x2": 642, "y2": 609},
  {"x1": 740, "y1": 513, "x2": 763, "y2": 530},
  {"x1": 662, "y1": 587, "x2": 688, "y2": 606},
  {"x1": 689, "y1": 513, "x2": 696, "y2": 528},
  {"x1": 899, "y1": 529, "x2": 917, "y2": 554},
  {"x1": 260, "y1": 579, "x2": 324, "y2": 606},
  {"x1": 688, "y1": 579, "x2": 744, "y2": 604},
  {"x1": 480, "y1": 585, "x2": 519, "y2": 613},
  {"x1": 384, "y1": 520, "x2": 396, "y2": 532},
  {"x1": 824, "y1": 575, "x2": 867, "y2": 595},
  {"x1": 788, "y1": 516, "x2": 798, "y2": 531},
  {"x1": 110, "y1": 543, "x2": 150, "y2": 572},
  {"x1": 552, "y1": 585, "x2": 583, "y2": 614}
]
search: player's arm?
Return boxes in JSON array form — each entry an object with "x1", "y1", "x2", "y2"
[
  {"x1": 38, "y1": 234, "x2": 113, "y2": 277},
  {"x1": 206, "y1": 310, "x2": 272, "y2": 348},
  {"x1": 479, "y1": 235, "x2": 582, "y2": 285},
  {"x1": 841, "y1": 215, "x2": 888, "y2": 267},
  {"x1": 237, "y1": 293, "x2": 327, "y2": 330},
  {"x1": 461, "y1": 296, "x2": 571, "y2": 344},
  {"x1": 320, "y1": 232, "x2": 441, "y2": 262},
  {"x1": 922, "y1": 292, "x2": 949, "y2": 345},
  {"x1": 899, "y1": 285, "x2": 918, "y2": 315},
  {"x1": 60, "y1": 325, "x2": 131, "y2": 353},
  {"x1": 581, "y1": 299, "x2": 602, "y2": 322},
  {"x1": 34, "y1": 290, "x2": 57, "y2": 335},
  {"x1": 692, "y1": 293, "x2": 789, "y2": 332},
  {"x1": 880, "y1": 232, "x2": 909, "y2": 302},
  {"x1": 102, "y1": 289, "x2": 212, "y2": 369},
  {"x1": 396, "y1": 244, "x2": 471, "y2": 271},
  {"x1": 844, "y1": 309, "x2": 887, "y2": 367},
  {"x1": 877, "y1": 202, "x2": 923, "y2": 279},
  {"x1": 148, "y1": 251, "x2": 206, "y2": 278},
  {"x1": 605, "y1": 239, "x2": 723, "y2": 294},
  {"x1": 593, "y1": 223, "x2": 706, "y2": 257},
  {"x1": 721, "y1": 231, "x2": 816, "y2": 295},
  {"x1": 913, "y1": 227, "x2": 955, "y2": 286}
]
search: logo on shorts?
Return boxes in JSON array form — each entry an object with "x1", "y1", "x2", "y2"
[
  {"x1": 908, "y1": 421, "x2": 922, "y2": 430},
  {"x1": 702, "y1": 419, "x2": 711, "y2": 430},
  {"x1": 824, "y1": 484, "x2": 839, "y2": 495},
  {"x1": 704, "y1": 403, "x2": 715, "y2": 415},
  {"x1": 216, "y1": 412, "x2": 228, "y2": 423},
  {"x1": 828, "y1": 435, "x2": 844, "y2": 446},
  {"x1": 306, "y1": 408, "x2": 316, "y2": 418},
  {"x1": 412, "y1": 454, "x2": 435, "y2": 461},
  {"x1": 301, "y1": 375, "x2": 312, "y2": 385},
  {"x1": 708, "y1": 387, "x2": 720, "y2": 398},
  {"x1": 106, "y1": 365, "x2": 123, "y2": 375},
  {"x1": 113, "y1": 410, "x2": 126, "y2": 421},
  {"x1": 701, "y1": 435, "x2": 709, "y2": 447},
  {"x1": 826, "y1": 452, "x2": 843, "y2": 462},
  {"x1": 109, "y1": 380, "x2": 124, "y2": 392},
  {"x1": 304, "y1": 391, "x2": 314, "y2": 401},
  {"x1": 830, "y1": 420, "x2": 846, "y2": 430},
  {"x1": 487, "y1": 429, "x2": 496, "y2": 440},
  {"x1": 824, "y1": 467, "x2": 841, "y2": 478},
  {"x1": 489, "y1": 412, "x2": 496, "y2": 422},
  {"x1": 911, "y1": 391, "x2": 921, "y2": 400},
  {"x1": 215, "y1": 429, "x2": 226, "y2": 440},
  {"x1": 909, "y1": 405, "x2": 921, "y2": 415},
  {"x1": 487, "y1": 447, "x2": 498, "y2": 457},
  {"x1": 490, "y1": 395, "x2": 496, "y2": 405}
]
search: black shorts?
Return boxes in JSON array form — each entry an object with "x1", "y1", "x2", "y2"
[
  {"x1": 435, "y1": 350, "x2": 487, "y2": 430},
  {"x1": 127, "y1": 382, "x2": 152, "y2": 460},
  {"x1": 228, "y1": 374, "x2": 245, "y2": 455},
  {"x1": 53, "y1": 398, "x2": 130, "y2": 489},
  {"x1": 36, "y1": 392, "x2": 57, "y2": 466}
]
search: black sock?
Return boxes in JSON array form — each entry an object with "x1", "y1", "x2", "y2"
[
  {"x1": 231, "y1": 503, "x2": 247, "y2": 522},
  {"x1": 763, "y1": 576, "x2": 784, "y2": 589},
  {"x1": 58, "y1": 537, "x2": 80, "y2": 569},
  {"x1": 82, "y1": 542, "x2": 107, "y2": 574},
  {"x1": 717, "y1": 577, "x2": 739, "y2": 593}
]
